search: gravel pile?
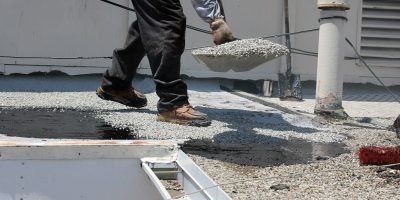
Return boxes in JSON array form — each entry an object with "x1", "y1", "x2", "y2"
[
  {"x1": 192, "y1": 38, "x2": 289, "y2": 58},
  {"x1": 191, "y1": 39, "x2": 289, "y2": 72}
]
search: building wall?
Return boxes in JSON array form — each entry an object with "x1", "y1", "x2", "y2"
[
  {"x1": 0, "y1": 0, "x2": 127, "y2": 74},
  {"x1": 0, "y1": 0, "x2": 399, "y2": 85}
]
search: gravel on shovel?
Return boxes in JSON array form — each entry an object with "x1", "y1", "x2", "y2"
[{"x1": 191, "y1": 38, "x2": 289, "y2": 72}]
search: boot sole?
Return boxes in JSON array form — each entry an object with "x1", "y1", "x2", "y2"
[
  {"x1": 157, "y1": 115, "x2": 211, "y2": 127},
  {"x1": 96, "y1": 88, "x2": 147, "y2": 108}
]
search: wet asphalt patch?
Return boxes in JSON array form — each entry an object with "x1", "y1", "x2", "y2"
[
  {"x1": 183, "y1": 138, "x2": 349, "y2": 167},
  {"x1": 0, "y1": 107, "x2": 349, "y2": 167},
  {"x1": 0, "y1": 108, "x2": 137, "y2": 140}
]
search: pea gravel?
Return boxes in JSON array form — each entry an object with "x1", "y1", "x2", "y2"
[
  {"x1": 191, "y1": 38, "x2": 289, "y2": 58},
  {"x1": 191, "y1": 39, "x2": 289, "y2": 72},
  {"x1": 188, "y1": 126, "x2": 400, "y2": 200},
  {"x1": 0, "y1": 76, "x2": 399, "y2": 199},
  {"x1": 0, "y1": 91, "x2": 344, "y2": 143}
]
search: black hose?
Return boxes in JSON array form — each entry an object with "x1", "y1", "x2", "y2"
[{"x1": 345, "y1": 38, "x2": 400, "y2": 103}]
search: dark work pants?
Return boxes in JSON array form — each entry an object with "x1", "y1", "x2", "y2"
[{"x1": 101, "y1": 0, "x2": 189, "y2": 112}]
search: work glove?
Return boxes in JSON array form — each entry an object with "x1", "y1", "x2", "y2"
[{"x1": 210, "y1": 18, "x2": 235, "y2": 45}]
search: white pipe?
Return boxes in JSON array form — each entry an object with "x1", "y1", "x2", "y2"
[{"x1": 314, "y1": 9, "x2": 348, "y2": 116}]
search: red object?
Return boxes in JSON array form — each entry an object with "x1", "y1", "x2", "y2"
[{"x1": 358, "y1": 146, "x2": 400, "y2": 165}]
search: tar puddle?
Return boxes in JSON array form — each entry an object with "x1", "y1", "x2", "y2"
[
  {"x1": 183, "y1": 139, "x2": 349, "y2": 167},
  {"x1": 0, "y1": 108, "x2": 138, "y2": 140}
]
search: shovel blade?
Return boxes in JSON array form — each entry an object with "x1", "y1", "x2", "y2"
[
  {"x1": 193, "y1": 54, "x2": 273, "y2": 72},
  {"x1": 278, "y1": 73, "x2": 303, "y2": 100}
]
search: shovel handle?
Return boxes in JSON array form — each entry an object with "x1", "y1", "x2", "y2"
[
  {"x1": 284, "y1": 0, "x2": 292, "y2": 77},
  {"x1": 217, "y1": 0, "x2": 226, "y2": 20}
]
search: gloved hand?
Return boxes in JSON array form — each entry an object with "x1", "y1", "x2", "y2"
[{"x1": 210, "y1": 18, "x2": 235, "y2": 45}]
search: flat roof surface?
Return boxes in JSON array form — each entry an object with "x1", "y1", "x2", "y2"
[{"x1": 0, "y1": 74, "x2": 399, "y2": 199}]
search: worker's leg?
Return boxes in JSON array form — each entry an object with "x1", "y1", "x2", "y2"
[
  {"x1": 101, "y1": 21, "x2": 145, "y2": 90},
  {"x1": 97, "y1": 21, "x2": 147, "y2": 108},
  {"x1": 131, "y1": 0, "x2": 189, "y2": 112}
]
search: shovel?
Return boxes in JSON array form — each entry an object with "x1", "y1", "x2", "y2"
[{"x1": 278, "y1": 0, "x2": 302, "y2": 100}]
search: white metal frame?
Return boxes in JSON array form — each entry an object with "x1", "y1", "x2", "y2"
[{"x1": 0, "y1": 140, "x2": 231, "y2": 200}]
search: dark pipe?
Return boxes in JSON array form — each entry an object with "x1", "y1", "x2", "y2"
[{"x1": 284, "y1": 0, "x2": 292, "y2": 77}]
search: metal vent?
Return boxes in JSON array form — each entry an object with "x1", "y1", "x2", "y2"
[{"x1": 361, "y1": 0, "x2": 400, "y2": 67}]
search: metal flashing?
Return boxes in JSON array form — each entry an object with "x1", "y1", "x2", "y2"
[
  {"x1": 0, "y1": 140, "x2": 231, "y2": 200},
  {"x1": 0, "y1": 140, "x2": 178, "y2": 160},
  {"x1": 143, "y1": 150, "x2": 231, "y2": 200}
]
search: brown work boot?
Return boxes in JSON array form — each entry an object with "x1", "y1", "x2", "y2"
[
  {"x1": 157, "y1": 104, "x2": 211, "y2": 127},
  {"x1": 96, "y1": 87, "x2": 147, "y2": 108}
]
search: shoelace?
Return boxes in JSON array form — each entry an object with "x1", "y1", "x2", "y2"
[
  {"x1": 130, "y1": 88, "x2": 144, "y2": 97},
  {"x1": 178, "y1": 104, "x2": 194, "y2": 113}
]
